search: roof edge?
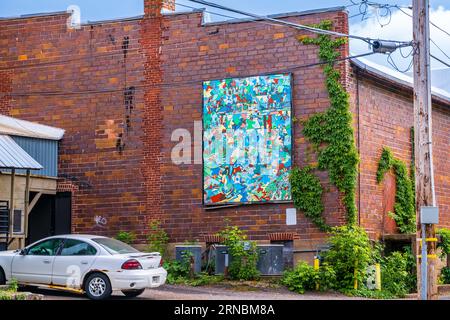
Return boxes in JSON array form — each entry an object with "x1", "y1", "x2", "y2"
[
  {"x1": 1, "y1": 5, "x2": 347, "y2": 25},
  {"x1": 201, "y1": 6, "x2": 347, "y2": 26},
  {"x1": 0, "y1": 11, "x2": 69, "y2": 21},
  {"x1": 351, "y1": 58, "x2": 450, "y2": 106}
]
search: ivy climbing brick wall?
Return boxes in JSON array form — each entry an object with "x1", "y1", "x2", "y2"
[
  {"x1": 159, "y1": 9, "x2": 350, "y2": 243},
  {"x1": 348, "y1": 66, "x2": 450, "y2": 239}
]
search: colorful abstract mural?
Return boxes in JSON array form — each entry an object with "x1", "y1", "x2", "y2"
[{"x1": 203, "y1": 74, "x2": 292, "y2": 205}]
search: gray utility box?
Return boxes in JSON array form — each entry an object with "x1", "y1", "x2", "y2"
[
  {"x1": 214, "y1": 245, "x2": 230, "y2": 275},
  {"x1": 175, "y1": 245, "x2": 202, "y2": 273},
  {"x1": 257, "y1": 244, "x2": 284, "y2": 275}
]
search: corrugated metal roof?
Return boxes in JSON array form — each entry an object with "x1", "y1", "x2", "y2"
[
  {"x1": 0, "y1": 135, "x2": 43, "y2": 170},
  {"x1": 0, "y1": 115, "x2": 65, "y2": 141}
]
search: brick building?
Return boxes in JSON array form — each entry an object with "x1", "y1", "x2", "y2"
[{"x1": 0, "y1": 1, "x2": 448, "y2": 257}]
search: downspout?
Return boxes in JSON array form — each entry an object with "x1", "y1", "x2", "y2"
[{"x1": 356, "y1": 70, "x2": 362, "y2": 226}]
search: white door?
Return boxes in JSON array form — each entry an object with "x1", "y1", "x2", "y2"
[
  {"x1": 12, "y1": 238, "x2": 64, "y2": 284},
  {"x1": 52, "y1": 239, "x2": 98, "y2": 288}
]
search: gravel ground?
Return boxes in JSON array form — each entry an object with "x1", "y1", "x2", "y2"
[
  {"x1": 20, "y1": 284, "x2": 450, "y2": 300},
  {"x1": 25, "y1": 284, "x2": 366, "y2": 300}
]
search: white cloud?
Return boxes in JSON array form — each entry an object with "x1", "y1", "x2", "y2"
[{"x1": 350, "y1": 6, "x2": 450, "y2": 71}]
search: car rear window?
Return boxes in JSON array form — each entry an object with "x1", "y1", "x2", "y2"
[{"x1": 92, "y1": 237, "x2": 139, "y2": 254}]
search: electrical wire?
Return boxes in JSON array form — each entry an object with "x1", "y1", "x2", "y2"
[
  {"x1": 0, "y1": 4, "x2": 287, "y2": 72},
  {"x1": 430, "y1": 38, "x2": 450, "y2": 62},
  {"x1": 395, "y1": 6, "x2": 450, "y2": 67},
  {"x1": 2, "y1": 51, "x2": 377, "y2": 97},
  {"x1": 431, "y1": 54, "x2": 450, "y2": 68},
  {"x1": 188, "y1": 0, "x2": 411, "y2": 46},
  {"x1": 396, "y1": 5, "x2": 450, "y2": 39}
]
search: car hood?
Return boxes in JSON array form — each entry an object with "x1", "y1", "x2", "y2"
[{"x1": 0, "y1": 250, "x2": 18, "y2": 256}]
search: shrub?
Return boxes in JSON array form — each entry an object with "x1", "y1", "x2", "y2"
[
  {"x1": 440, "y1": 267, "x2": 450, "y2": 284},
  {"x1": 281, "y1": 262, "x2": 316, "y2": 294},
  {"x1": 217, "y1": 224, "x2": 259, "y2": 281},
  {"x1": 317, "y1": 263, "x2": 337, "y2": 291},
  {"x1": 402, "y1": 246, "x2": 417, "y2": 292},
  {"x1": 281, "y1": 261, "x2": 336, "y2": 294},
  {"x1": 323, "y1": 225, "x2": 372, "y2": 290},
  {"x1": 164, "y1": 258, "x2": 191, "y2": 284},
  {"x1": 147, "y1": 220, "x2": 169, "y2": 257},
  {"x1": 381, "y1": 252, "x2": 410, "y2": 297},
  {"x1": 437, "y1": 228, "x2": 450, "y2": 259},
  {"x1": 115, "y1": 231, "x2": 136, "y2": 244}
]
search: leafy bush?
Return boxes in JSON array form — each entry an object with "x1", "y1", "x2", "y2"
[
  {"x1": 115, "y1": 231, "x2": 136, "y2": 244},
  {"x1": 282, "y1": 261, "x2": 336, "y2": 294},
  {"x1": 0, "y1": 278, "x2": 25, "y2": 301},
  {"x1": 440, "y1": 267, "x2": 450, "y2": 284},
  {"x1": 402, "y1": 246, "x2": 417, "y2": 292},
  {"x1": 281, "y1": 262, "x2": 316, "y2": 294},
  {"x1": 217, "y1": 224, "x2": 259, "y2": 281},
  {"x1": 437, "y1": 228, "x2": 450, "y2": 259},
  {"x1": 323, "y1": 225, "x2": 372, "y2": 290},
  {"x1": 163, "y1": 259, "x2": 191, "y2": 284},
  {"x1": 381, "y1": 252, "x2": 409, "y2": 297},
  {"x1": 147, "y1": 220, "x2": 169, "y2": 257},
  {"x1": 317, "y1": 263, "x2": 337, "y2": 291}
]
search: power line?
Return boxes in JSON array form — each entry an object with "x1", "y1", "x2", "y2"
[
  {"x1": 395, "y1": 6, "x2": 450, "y2": 66},
  {"x1": 1, "y1": 51, "x2": 376, "y2": 97},
  {"x1": 431, "y1": 54, "x2": 450, "y2": 68},
  {"x1": 398, "y1": 6, "x2": 450, "y2": 39},
  {"x1": 430, "y1": 38, "x2": 450, "y2": 62},
  {"x1": 188, "y1": 0, "x2": 412, "y2": 46},
  {"x1": 396, "y1": 6, "x2": 450, "y2": 40}
]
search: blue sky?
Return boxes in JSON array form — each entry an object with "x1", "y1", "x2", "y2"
[
  {"x1": 1, "y1": 1, "x2": 449, "y2": 89},
  {"x1": 2, "y1": 0, "x2": 447, "y2": 22}
]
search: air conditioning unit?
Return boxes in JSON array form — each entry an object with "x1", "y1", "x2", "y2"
[
  {"x1": 213, "y1": 245, "x2": 230, "y2": 275},
  {"x1": 175, "y1": 245, "x2": 202, "y2": 273},
  {"x1": 257, "y1": 244, "x2": 284, "y2": 275}
]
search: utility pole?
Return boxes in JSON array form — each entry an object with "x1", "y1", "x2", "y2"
[{"x1": 412, "y1": 0, "x2": 438, "y2": 300}]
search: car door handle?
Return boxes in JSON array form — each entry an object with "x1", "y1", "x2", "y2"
[
  {"x1": 43, "y1": 260, "x2": 51, "y2": 264},
  {"x1": 81, "y1": 261, "x2": 88, "y2": 265}
]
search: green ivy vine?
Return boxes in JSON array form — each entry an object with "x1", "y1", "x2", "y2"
[
  {"x1": 290, "y1": 20, "x2": 359, "y2": 228},
  {"x1": 289, "y1": 166, "x2": 330, "y2": 232},
  {"x1": 376, "y1": 147, "x2": 416, "y2": 234}
]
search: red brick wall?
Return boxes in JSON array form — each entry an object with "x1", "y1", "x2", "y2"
[
  {"x1": 350, "y1": 66, "x2": 450, "y2": 239},
  {"x1": 158, "y1": 10, "x2": 350, "y2": 242},
  {"x1": 140, "y1": 1, "x2": 164, "y2": 229},
  {"x1": 2, "y1": 8, "x2": 389, "y2": 246},
  {"x1": 0, "y1": 14, "x2": 149, "y2": 241}
]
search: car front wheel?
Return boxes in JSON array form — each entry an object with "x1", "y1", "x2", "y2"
[
  {"x1": 84, "y1": 273, "x2": 112, "y2": 300},
  {"x1": 121, "y1": 288, "x2": 146, "y2": 298}
]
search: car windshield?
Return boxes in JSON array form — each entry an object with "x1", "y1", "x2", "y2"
[{"x1": 92, "y1": 237, "x2": 139, "y2": 254}]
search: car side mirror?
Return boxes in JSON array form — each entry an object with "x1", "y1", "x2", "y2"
[{"x1": 20, "y1": 249, "x2": 27, "y2": 256}]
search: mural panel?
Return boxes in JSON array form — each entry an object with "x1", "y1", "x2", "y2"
[{"x1": 203, "y1": 74, "x2": 292, "y2": 205}]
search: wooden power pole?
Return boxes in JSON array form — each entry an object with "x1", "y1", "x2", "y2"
[{"x1": 412, "y1": 0, "x2": 438, "y2": 300}]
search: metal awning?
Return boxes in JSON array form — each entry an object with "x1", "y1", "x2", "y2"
[
  {"x1": 0, "y1": 115, "x2": 65, "y2": 141},
  {"x1": 0, "y1": 135, "x2": 43, "y2": 170}
]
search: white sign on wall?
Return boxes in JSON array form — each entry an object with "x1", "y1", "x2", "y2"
[{"x1": 286, "y1": 208, "x2": 297, "y2": 225}]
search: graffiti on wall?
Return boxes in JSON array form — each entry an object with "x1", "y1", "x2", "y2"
[{"x1": 203, "y1": 73, "x2": 292, "y2": 205}]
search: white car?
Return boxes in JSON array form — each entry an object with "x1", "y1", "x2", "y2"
[{"x1": 0, "y1": 234, "x2": 167, "y2": 300}]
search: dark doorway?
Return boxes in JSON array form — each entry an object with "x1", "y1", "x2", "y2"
[
  {"x1": 27, "y1": 192, "x2": 71, "y2": 245},
  {"x1": 54, "y1": 192, "x2": 72, "y2": 236}
]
